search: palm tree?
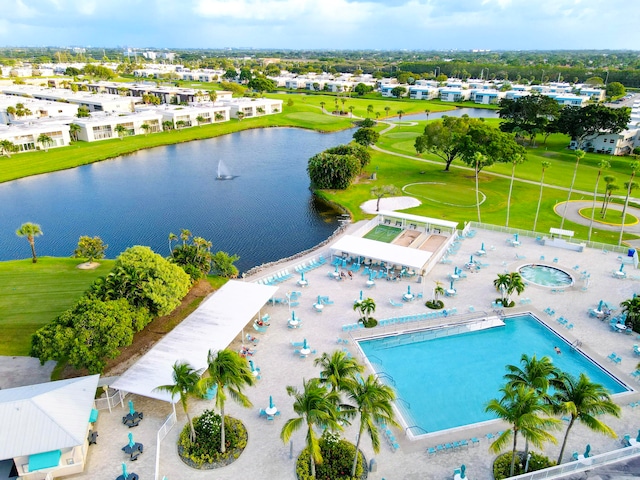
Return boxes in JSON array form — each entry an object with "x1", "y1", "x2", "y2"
[
  {"x1": 433, "y1": 281, "x2": 445, "y2": 301},
  {"x1": 533, "y1": 161, "x2": 551, "y2": 231},
  {"x1": 314, "y1": 350, "x2": 363, "y2": 393},
  {"x1": 486, "y1": 384, "x2": 559, "y2": 477},
  {"x1": 367, "y1": 104, "x2": 374, "y2": 117},
  {"x1": 208, "y1": 90, "x2": 217, "y2": 102},
  {"x1": 504, "y1": 354, "x2": 561, "y2": 456},
  {"x1": 552, "y1": 373, "x2": 621, "y2": 464},
  {"x1": 473, "y1": 152, "x2": 487, "y2": 223},
  {"x1": 162, "y1": 120, "x2": 174, "y2": 131},
  {"x1": 15, "y1": 222, "x2": 43, "y2": 263},
  {"x1": 154, "y1": 361, "x2": 203, "y2": 442},
  {"x1": 397, "y1": 110, "x2": 405, "y2": 122},
  {"x1": 203, "y1": 349, "x2": 254, "y2": 453},
  {"x1": 0, "y1": 139, "x2": 17, "y2": 158},
  {"x1": 384, "y1": 106, "x2": 391, "y2": 117},
  {"x1": 588, "y1": 159, "x2": 611, "y2": 241},
  {"x1": 280, "y1": 378, "x2": 342, "y2": 478},
  {"x1": 236, "y1": 111, "x2": 245, "y2": 121},
  {"x1": 180, "y1": 229, "x2": 191, "y2": 245},
  {"x1": 114, "y1": 124, "x2": 127, "y2": 140},
  {"x1": 319, "y1": 101, "x2": 325, "y2": 112},
  {"x1": 505, "y1": 154, "x2": 526, "y2": 228},
  {"x1": 37, "y1": 134, "x2": 53, "y2": 152},
  {"x1": 348, "y1": 105, "x2": 355, "y2": 117},
  {"x1": 140, "y1": 123, "x2": 151, "y2": 136},
  {"x1": 344, "y1": 374, "x2": 399, "y2": 477},
  {"x1": 618, "y1": 161, "x2": 640, "y2": 246},
  {"x1": 353, "y1": 297, "x2": 376, "y2": 323},
  {"x1": 196, "y1": 115, "x2": 205, "y2": 126},
  {"x1": 560, "y1": 149, "x2": 585, "y2": 229},
  {"x1": 505, "y1": 272, "x2": 526, "y2": 305},
  {"x1": 424, "y1": 108, "x2": 430, "y2": 120},
  {"x1": 375, "y1": 112, "x2": 380, "y2": 120},
  {"x1": 214, "y1": 112, "x2": 225, "y2": 122},
  {"x1": 168, "y1": 232, "x2": 177, "y2": 256},
  {"x1": 493, "y1": 273, "x2": 510, "y2": 305},
  {"x1": 620, "y1": 296, "x2": 640, "y2": 329},
  {"x1": 600, "y1": 175, "x2": 617, "y2": 215},
  {"x1": 68, "y1": 123, "x2": 81, "y2": 142}
]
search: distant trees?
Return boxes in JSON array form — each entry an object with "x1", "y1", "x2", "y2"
[
  {"x1": 354, "y1": 83, "x2": 373, "y2": 96},
  {"x1": 390, "y1": 86, "x2": 406, "y2": 99},
  {"x1": 247, "y1": 76, "x2": 275, "y2": 94},
  {"x1": 498, "y1": 95, "x2": 560, "y2": 145}
]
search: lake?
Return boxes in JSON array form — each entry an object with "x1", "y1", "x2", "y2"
[{"x1": 0, "y1": 128, "x2": 354, "y2": 273}]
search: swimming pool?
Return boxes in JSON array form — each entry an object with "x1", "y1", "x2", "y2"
[
  {"x1": 519, "y1": 264, "x2": 574, "y2": 287},
  {"x1": 357, "y1": 314, "x2": 628, "y2": 436}
]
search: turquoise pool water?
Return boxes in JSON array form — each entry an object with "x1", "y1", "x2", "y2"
[
  {"x1": 358, "y1": 314, "x2": 628, "y2": 434},
  {"x1": 519, "y1": 264, "x2": 573, "y2": 287}
]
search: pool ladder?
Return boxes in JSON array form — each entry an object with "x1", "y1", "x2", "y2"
[
  {"x1": 374, "y1": 372, "x2": 396, "y2": 386},
  {"x1": 405, "y1": 425, "x2": 429, "y2": 435},
  {"x1": 570, "y1": 339, "x2": 583, "y2": 351}
]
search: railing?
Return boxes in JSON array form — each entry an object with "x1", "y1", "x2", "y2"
[
  {"x1": 374, "y1": 371, "x2": 395, "y2": 385},
  {"x1": 154, "y1": 409, "x2": 177, "y2": 480},
  {"x1": 95, "y1": 388, "x2": 126, "y2": 412},
  {"x1": 509, "y1": 445, "x2": 640, "y2": 479},
  {"x1": 405, "y1": 425, "x2": 429, "y2": 435}
]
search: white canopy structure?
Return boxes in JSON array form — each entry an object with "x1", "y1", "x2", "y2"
[
  {"x1": 376, "y1": 210, "x2": 458, "y2": 232},
  {"x1": 0, "y1": 375, "x2": 99, "y2": 459},
  {"x1": 111, "y1": 281, "x2": 278, "y2": 403},
  {"x1": 331, "y1": 235, "x2": 433, "y2": 272}
]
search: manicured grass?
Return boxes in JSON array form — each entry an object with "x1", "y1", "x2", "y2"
[
  {"x1": 0, "y1": 257, "x2": 115, "y2": 356},
  {"x1": 578, "y1": 207, "x2": 638, "y2": 226}
]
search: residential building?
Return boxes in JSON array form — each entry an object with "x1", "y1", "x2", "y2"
[
  {"x1": 147, "y1": 104, "x2": 231, "y2": 129},
  {"x1": 572, "y1": 128, "x2": 640, "y2": 155},
  {"x1": 439, "y1": 88, "x2": 471, "y2": 102},
  {"x1": 470, "y1": 89, "x2": 504, "y2": 105},
  {"x1": 226, "y1": 98, "x2": 283, "y2": 119},
  {"x1": 0, "y1": 95, "x2": 78, "y2": 124},
  {"x1": 0, "y1": 122, "x2": 71, "y2": 151},
  {"x1": 408, "y1": 86, "x2": 439, "y2": 100},
  {"x1": 72, "y1": 111, "x2": 163, "y2": 142}
]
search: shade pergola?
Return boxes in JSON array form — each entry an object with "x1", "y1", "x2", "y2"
[
  {"x1": 331, "y1": 235, "x2": 433, "y2": 272},
  {"x1": 111, "y1": 281, "x2": 278, "y2": 403}
]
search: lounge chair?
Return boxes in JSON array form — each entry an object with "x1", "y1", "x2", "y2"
[{"x1": 389, "y1": 299, "x2": 404, "y2": 307}]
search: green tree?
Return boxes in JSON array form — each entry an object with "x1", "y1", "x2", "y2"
[
  {"x1": 247, "y1": 76, "x2": 275, "y2": 94},
  {"x1": 76, "y1": 106, "x2": 91, "y2": 118},
  {"x1": 414, "y1": 116, "x2": 479, "y2": 171},
  {"x1": 556, "y1": 104, "x2": 630, "y2": 149},
  {"x1": 0, "y1": 139, "x2": 17, "y2": 158},
  {"x1": 235, "y1": 111, "x2": 245, "y2": 122},
  {"x1": 384, "y1": 106, "x2": 391, "y2": 117},
  {"x1": 140, "y1": 123, "x2": 151, "y2": 135},
  {"x1": 397, "y1": 110, "x2": 405, "y2": 121},
  {"x1": 560, "y1": 149, "x2": 585, "y2": 229},
  {"x1": 606, "y1": 82, "x2": 625, "y2": 98},
  {"x1": 281, "y1": 378, "x2": 342, "y2": 478},
  {"x1": 601, "y1": 175, "x2": 619, "y2": 217},
  {"x1": 344, "y1": 374, "x2": 399, "y2": 477},
  {"x1": 195, "y1": 115, "x2": 205, "y2": 127},
  {"x1": 162, "y1": 120, "x2": 174, "y2": 131},
  {"x1": 37, "y1": 134, "x2": 53, "y2": 152},
  {"x1": 314, "y1": 350, "x2": 363, "y2": 393},
  {"x1": 621, "y1": 296, "x2": 640, "y2": 332},
  {"x1": 618, "y1": 162, "x2": 640, "y2": 246},
  {"x1": 533, "y1": 161, "x2": 551, "y2": 232},
  {"x1": 493, "y1": 273, "x2": 510, "y2": 305},
  {"x1": 307, "y1": 152, "x2": 360, "y2": 190},
  {"x1": 352, "y1": 127, "x2": 380, "y2": 147},
  {"x1": 588, "y1": 159, "x2": 611, "y2": 241},
  {"x1": 552, "y1": 373, "x2": 621, "y2": 464},
  {"x1": 390, "y1": 86, "x2": 406, "y2": 99},
  {"x1": 202, "y1": 349, "x2": 254, "y2": 453},
  {"x1": 370, "y1": 185, "x2": 399, "y2": 212},
  {"x1": 73, "y1": 236, "x2": 108, "y2": 263},
  {"x1": 155, "y1": 361, "x2": 203, "y2": 442},
  {"x1": 210, "y1": 251, "x2": 240, "y2": 278},
  {"x1": 68, "y1": 123, "x2": 81, "y2": 142},
  {"x1": 354, "y1": 83, "x2": 373, "y2": 96},
  {"x1": 16, "y1": 222, "x2": 43, "y2": 263},
  {"x1": 498, "y1": 95, "x2": 560, "y2": 145},
  {"x1": 353, "y1": 297, "x2": 376, "y2": 322},
  {"x1": 366, "y1": 104, "x2": 374, "y2": 116},
  {"x1": 486, "y1": 384, "x2": 559, "y2": 477},
  {"x1": 114, "y1": 124, "x2": 127, "y2": 140},
  {"x1": 319, "y1": 101, "x2": 325, "y2": 112},
  {"x1": 325, "y1": 144, "x2": 370, "y2": 170}
]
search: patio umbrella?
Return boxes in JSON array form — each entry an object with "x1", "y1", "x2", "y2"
[
  {"x1": 620, "y1": 263, "x2": 625, "y2": 272},
  {"x1": 303, "y1": 338, "x2": 308, "y2": 350},
  {"x1": 469, "y1": 255, "x2": 473, "y2": 263},
  {"x1": 359, "y1": 290, "x2": 363, "y2": 301},
  {"x1": 481, "y1": 242, "x2": 485, "y2": 251},
  {"x1": 122, "y1": 463, "x2": 129, "y2": 480},
  {"x1": 128, "y1": 432, "x2": 135, "y2": 449},
  {"x1": 301, "y1": 271, "x2": 305, "y2": 282},
  {"x1": 129, "y1": 400, "x2": 135, "y2": 416},
  {"x1": 335, "y1": 265, "x2": 339, "y2": 273},
  {"x1": 291, "y1": 310, "x2": 297, "y2": 320},
  {"x1": 598, "y1": 300, "x2": 604, "y2": 311},
  {"x1": 369, "y1": 272, "x2": 375, "y2": 281},
  {"x1": 407, "y1": 285, "x2": 411, "y2": 295},
  {"x1": 317, "y1": 295, "x2": 321, "y2": 305},
  {"x1": 460, "y1": 464, "x2": 466, "y2": 479},
  {"x1": 636, "y1": 429, "x2": 640, "y2": 442},
  {"x1": 249, "y1": 360, "x2": 255, "y2": 372},
  {"x1": 450, "y1": 280, "x2": 454, "y2": 290},
  {"x1": 584, "y1": 444, "x2": 591, "y2": 458},
  {"x1": 514, "y1": 233, "x2": 519, "y2": 241},
  {"x1": 269, "y1": 395, "x2": 274, "y2": 409}
]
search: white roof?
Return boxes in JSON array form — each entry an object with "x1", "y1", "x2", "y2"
[
  {"x1": 0, "y1": 375, "x2": 99, "y2": 459},
  {"x1": 377, "y1": 211, "x2": 459, "y2": 229},
  {"x1": 331, "y1": 235, "x2": 432, "y2": 271},
  {"x1": 111, "y1": 281, "x2": 278, "y2": 403}
]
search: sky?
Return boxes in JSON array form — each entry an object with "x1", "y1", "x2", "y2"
[{"x1": 2, "y1": 0, "x2": 640, "y2": 51}]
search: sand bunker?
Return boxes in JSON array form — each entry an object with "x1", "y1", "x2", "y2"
[{"x1": 360, "y1": 196, "x2": 421, "y2": 214}]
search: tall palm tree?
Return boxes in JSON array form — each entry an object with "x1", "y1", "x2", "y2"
[
  {"x1": 424, "y1": 108, "x2": 430, "y2": 120},
  {"x1": 384, "y1": 106, "x2": 391, "y2": 117},
  {"x1": 505, "y1": 154, "x2": 526, "y2": 228},
  {"x1": 504, "y1": 354, "x2": 561, "y2": 456},
  {"x1": 114, "y1": 124, "x2": 127, "y2": 140},
  {"x1": 560, "y1": 149, "x2": 585, "y2": 229},
  {"x1": 353, "y1": 297, "x2": 376, "y2": 323},
  {"x1": 0, "y1": 139, "x2": 17, "y2": 158},
  {"x1": 533, "y1": 161, "x2": 551, "y2": 231},
  {"x1": 433, "y1": 281, "x2": 445, "y2": 301},
  {"x1": 314, "y1": 350, "x2": 363, "y2": 393},
  {"x1": 618, "y1": 161, "x2": 640, "y2": 246},
  {"x1": 588, "y1": 159, "x2": 611, "y2": 241},
  {"x1": 281, "y1": 378, "x2": 342, "y2": 477},
  {"x1": 367, "y1": 104, "x2": 374, "y2": 117},
  {"x1": 486, "y1": 384, "x2": 559, "y2": 477},
  {"x1": 344, "y1": 374, "x2": 399, "y2": 477},
  {"x1": 348, "y1": 105, "x2": 355, "y2": 117},
  {"x1": 180, "y1": 229, "x2": 191, "y2": 246},
  {"x1": 600, "y1": 175, "x2": 617, "y2": 216},
  {"x1": 505, "y1": 272, "x2": 526, "y2": 305},
  {"x1": 493, "y1": 273, "x2": 510, "y2": 305},
  {"x1": 203, "y1": 349, "x2": 255, "y2": 453},
  {"x1": 154, "y1": 361, "x2": 203, "y2": 442},
  {"x1": 552, "y1": 372, "x2": 621, "y2": 464},
  {"x1": 620, "y1": 296, "x2": 640, "y2": 329},
  {"x1": 168, "y1": 232, "x2": 177, "y2": 256},
  {"x1": 68, "y1": 123, "x2": 81, "y2": 142},
  {"x1": 397, "y1": 110, "x2": 405, "y2": 122},
  {"x1": 15, "y1": 222, "x2": 43, "y2": 263},
  {"x1": 473, "y1": 152, "x2": 487, "y2": 223},
  {"x1": 319, "y1": 101, "x2": 325, "y2": 112}
]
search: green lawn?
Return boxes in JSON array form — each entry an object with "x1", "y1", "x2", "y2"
[{"x1": 0, "y1": 257, "x2": 115, "y2": 355}]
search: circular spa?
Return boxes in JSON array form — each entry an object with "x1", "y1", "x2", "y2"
[{"x1": 518, "y1": 264, "x2": 574, "y2": 287}]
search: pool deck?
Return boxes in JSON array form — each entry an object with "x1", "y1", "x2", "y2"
[{"x1": 65, "y1": 223, "x2": 640, "y2": 480}]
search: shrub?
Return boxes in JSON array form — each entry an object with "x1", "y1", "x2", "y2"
[
  {"x1": 296, "y1": 431, "x2": 367, "y2": 480},
  {"x1": 493, "y1": 451, "x2": 555, "y2": 480},
  {"x1": 425, "y1": 300, "x2": 444, "y2": 309},
  {"x1": 178, "y1": 410, "x2": 248, "y2": 468},
  {"x1": 362, "y1": 317, "x2": 378, "y2": 328},
  {"x1": 325, "y1": 143, "x2": 371, "y2": 169},
  {"x1": 308, "y1": 152, "x2": 361, "y2": 189}
]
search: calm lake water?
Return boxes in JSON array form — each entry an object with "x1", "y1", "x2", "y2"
[{"x1": 0, "y1": 128, "x2": 354, "y2": 273}]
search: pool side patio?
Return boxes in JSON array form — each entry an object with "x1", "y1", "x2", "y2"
[{"x1": 67, "y1": 223, "x2": 640, "y2": 480}]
